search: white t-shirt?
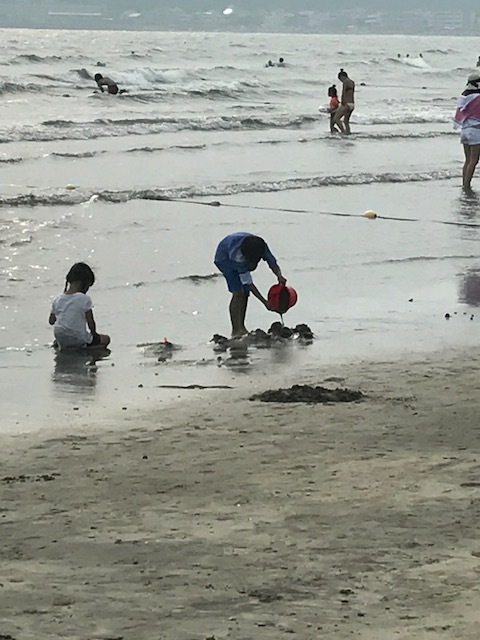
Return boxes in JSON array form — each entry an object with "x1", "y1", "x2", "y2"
[{"x1": 51, "y1": 292, "x2": 93, "y2": 348}]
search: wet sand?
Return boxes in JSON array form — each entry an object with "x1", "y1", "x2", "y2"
[
  {"x1": 2, "y1": 347, "x2": 480, "y2": 639},
  {"x1": 3, "y1": 178, "x2": 480, "y2": 432}
]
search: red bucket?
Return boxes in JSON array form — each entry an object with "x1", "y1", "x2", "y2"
[{"x1": 268, "y1": 284, "x2": 298, "y2": 314}]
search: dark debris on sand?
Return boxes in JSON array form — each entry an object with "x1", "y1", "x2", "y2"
[
  {"x1": 139, "y1": 340, "x2": 182, "y2": 362},
  {"x1": 1, "y1": 472, "x2": 60, "y2": 484},
  {"x1": 251, "y1": 384, "x2": 365, "y2": 404},
  {"x1": 211, "y1": 322, "x2": 314, "y2": 352}
]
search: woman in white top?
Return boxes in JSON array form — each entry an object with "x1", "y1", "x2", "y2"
[
  {"x1": 455, "y1": 70, "x2": 480, "y2": 191},
  {"x1": 49, "y1": 262, "x2": 110, "y2": 350}
]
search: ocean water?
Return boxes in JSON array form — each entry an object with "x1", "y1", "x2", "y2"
[{"x1": 1, "y1": 29, "x2": 480, "y2": 430}]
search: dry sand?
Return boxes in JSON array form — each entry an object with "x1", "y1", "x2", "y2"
[{"x1": 2, "y1": 348, "x2": 480, "y2": 639}]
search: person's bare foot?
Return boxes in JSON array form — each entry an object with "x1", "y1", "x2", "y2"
[{"x1": 231, "y1": 328, "x2": 248, "y2": 339}]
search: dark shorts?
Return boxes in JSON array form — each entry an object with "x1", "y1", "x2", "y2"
[
  {"x1": 108, "y1": 86, "x2": 119, "y2": 95},
  {"x1": 215, "y1": 261, "x2": 250, "y2": 295}
]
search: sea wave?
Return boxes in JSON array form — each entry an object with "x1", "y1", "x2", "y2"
[
  {"x1": 113, "y1": 67, "x2": 189, "y2": 86},
  {"x1": 0, "y1": 129, "x2": 456, "y2": 167},
  {"x1": 73, "y1": 68, "x2": 93, "y2": 80},
  {"x1": 18, "y1": 100, "x2": 455, "y2": 135},
  {"x1": 391, "y1": 56, "x2": 431, "y2": 69},
  {"x1": 0, "y1": 114, "x2": 318, "y2": 143},
  {"x1": 423, "y1": 48, "x2": 455, "y2": 54},
  {"x1": 0, "y1": 170, "x2": 457, "y2": 208},
  {"x1": 357, "y1": 113, "x2": 453, "y2": 125},
  {"x1": 12, "y1": 64, "x2": 275, "y2": 101},
  {"x1": 48, "y1": 151, "x2": 104, "y2": 159},
  {"x1": 260, "y1": 130, "x2": 457, "y2": 146},
  {"x1": 0, "y1": 81, "x2": 43, "y2": 95},
  {"x1": 0, "y1": 111, "x2": 452, "y2": 144},
  {"x1": 370, "y1": 254, "x2": 480, "y2": 265},
  {"x1": 29, "y1": 72, "x2": 74, "y2": 85},
  {"x1": 11, "y1": 53, "x2": 63, "y2": 64},
  {"x1": 126, "y1": 144, "x2": 206, "y2": 153},
  {"x1": 0, "y1": 156, "x2": 24, "y2": 164}
]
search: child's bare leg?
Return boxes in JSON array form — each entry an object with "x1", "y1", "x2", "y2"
[
  {"x1": 330, "y1": 113, "x2": 340, "y2": 133},
  {"x1": 229, "y1": 292, "x2": 249, "y2": 338},
  {"x1": 333, "y1": 106, "x2": 345, "y2": 133}
]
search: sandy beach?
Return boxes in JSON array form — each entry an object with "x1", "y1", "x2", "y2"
[{"x1": 2, "y1": 347, "x2": 480, "y2": 640}]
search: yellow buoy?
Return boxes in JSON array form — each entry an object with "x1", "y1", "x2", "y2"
[
  {"x1": 363, "y1": 210, "x2": 378, "y2": 219},
  {"x1": 65, "y1": 184, "x2": 77, "y2": 191}
]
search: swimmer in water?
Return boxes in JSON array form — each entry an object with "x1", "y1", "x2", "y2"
[
  {"x1": 277, "y1": 57, "x2": 286, "y2": 67},
  {"x1": 94, "y1": 73, "x2": 119, "y2": 95}
]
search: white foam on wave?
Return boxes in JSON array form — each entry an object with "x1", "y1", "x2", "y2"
[
  {"x1": 113, "y1": 67, "x2": 189, "y2": 87},
  {"x1": 356, "y1": 111, "x2": 452, "y2": 126},
  {"x1": 398, "y1": 56, "x2": 431, "y2": 69}
]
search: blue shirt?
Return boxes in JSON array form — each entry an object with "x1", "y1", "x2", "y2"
[{"x1": 214, "y1": 232, "x2": 277, "y2": 286}]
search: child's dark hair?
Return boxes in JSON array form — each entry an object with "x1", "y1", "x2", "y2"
[
  {"x1": 64, "y1": 262, "x2": 95, "y2": 293},
  {"x1": 328, "y1": 84, "x2": 337, "y2": 97},
  {"x1": 240, "y1": 235, "x2": 266, "y2": 265},
  {"x1": 94, "y1": 73, "x2": 103, "y2": 82}
]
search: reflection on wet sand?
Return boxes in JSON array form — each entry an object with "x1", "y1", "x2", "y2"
[
  {"x1": 223, "y1": 341, "x2": 251, "y2": 371},
  {"x1": 455, "y1": 191, "x2": 480, "y2": 228},
  {"x1": 52, "y1": 348, "x2": 111, "y2": 397},
  {"x1": 455, "y1": 192, "x2": 480, "y2": 306}
]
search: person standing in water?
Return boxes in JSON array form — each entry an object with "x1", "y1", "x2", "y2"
[
  {"x1": 333, "y1": 69, "x2": 355, "y2": 135},
  {"x1": 327, "y1": 84, "x2": 340, "y2": 133},
  {"x1": 455, "y1": 71, "x2": 480, "y2": 191}
]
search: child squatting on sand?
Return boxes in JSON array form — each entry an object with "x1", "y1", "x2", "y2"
[
  {"x1": 49, "y1": 262, "x2": 110, "y2": 351},
  {"x1": 214, "y1": 232, "x2": 286, "y2": 338}
]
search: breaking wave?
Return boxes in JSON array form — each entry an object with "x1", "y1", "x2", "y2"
[
  {"x1": 0, "y1": 81, "x2": 43, "y2": 95},
  {"x1": 0, "y1": 109, "x2": 456, "y2": 144}
]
